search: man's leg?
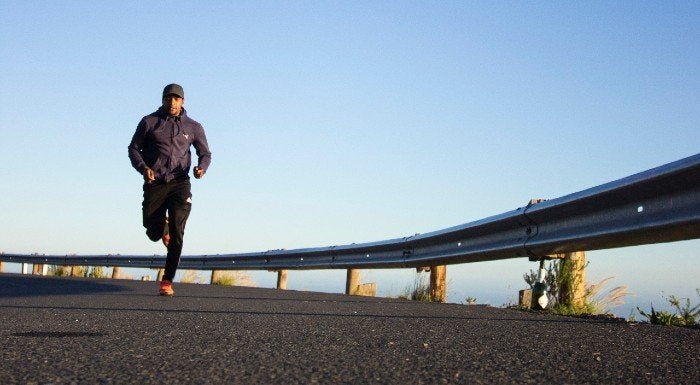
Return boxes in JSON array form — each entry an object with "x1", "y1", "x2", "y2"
[
  {"x1": 142, "y1": 182, "x2": 168, "y2": 242},
  {"x1": 162, "y1": 178, "x2": 192, "y2": 282}
]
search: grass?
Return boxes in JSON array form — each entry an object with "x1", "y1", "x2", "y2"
[
  {"x1": 637, "y1": 289, "x2": 699, "y2": 328},
  {"x1": 552, "y1": 277, "x2": 631, "y2": 316},
  {"x1": 48, "y1": 265, "x2": 105, "y2": 278},
  {"x1": 212, "y1": 271, "x2": 256, "y2": 287},
  {"x1": 180, "y1": 270, "x2": 205, "y2": 284},
  {"x1": 398, "y1": 272, "x2": 436, "y2": 302},
  {"x1": 523, "y1": 259, "x2": 630, "y2": 316}
]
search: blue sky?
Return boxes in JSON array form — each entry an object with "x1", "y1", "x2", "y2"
[{"x1": 1, "y1": 1, "x2": 698, "y2": 316}]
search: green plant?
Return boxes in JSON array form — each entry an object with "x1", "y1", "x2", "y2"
[
  {"x1": 638, "y1": 290, "x2": 699, "y2": 328},
  {"x1": 523, "y1": 260, "x2": 629, "y2": 316}
]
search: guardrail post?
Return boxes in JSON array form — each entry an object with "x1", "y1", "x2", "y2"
[
  {"x1": 0, "y1": 261, "x2": 3, "y2": 273},
  {"x1": 558, "y1": 251, "x2": 586, "y2": 310},
  {"x1": 429, "y1": 265, "x2": 447, "y2": 303},
  {"x1": 112, "y1": 267, "x2": 120, "y2": 279},
  {"x1": 157, "y1": 269, "x2": 165, "y2": 282},
  {"x1": 346, "y1": 269, "x2": 359, "y2": 295},
  {"x1": 211, "y1": 270, "x2": 221, "y2": 284},
  {"x1": 70, "y1": 266, "x2": 80, "y2": 277},
  {"x1": 276, "y1": 270, "x2": 288, "y2": 290},
  {"x1": 22, "y1": 263, "x2": 29, "y2": 274}
]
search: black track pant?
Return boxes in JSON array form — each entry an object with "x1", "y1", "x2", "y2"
[{"x1": 142, "y1": 177, "x2": 192, "y2": 282}]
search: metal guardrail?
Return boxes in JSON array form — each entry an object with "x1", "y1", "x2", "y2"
[{"x1": 2, "y1": 153, "x2": 700, "y2": 270}]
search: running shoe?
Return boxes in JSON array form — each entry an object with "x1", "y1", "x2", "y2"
[{"x1": 159, "y1": 279, "x2": 174, "y2": 296}]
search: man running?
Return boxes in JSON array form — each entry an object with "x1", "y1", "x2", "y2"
[{"x1": 128, "y1": 83, "x2": 212, "y2": 296}]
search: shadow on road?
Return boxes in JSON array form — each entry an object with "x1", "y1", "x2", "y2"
[{"x1": 0, "y1": 273, "x2": 129, "y2": 297}]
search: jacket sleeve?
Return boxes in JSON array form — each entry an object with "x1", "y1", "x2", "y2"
[
  {"x1": 193, "y1": 123, "x2": 212, "y2": 172},
  {"x1": 128, "y1": 118, "x2": 149, "y2": 174}
]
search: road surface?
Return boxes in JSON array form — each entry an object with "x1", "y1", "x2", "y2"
[{"x1": 0, "y1": 273, "x2": 697, "y2": 384}]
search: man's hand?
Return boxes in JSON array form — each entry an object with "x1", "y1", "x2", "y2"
[
  {"x1": 194, "y1": 166, "x2": 205, "y2": 179},
  {"x1": 143, "y1": 167, "x2": 155, "y2": 183}
]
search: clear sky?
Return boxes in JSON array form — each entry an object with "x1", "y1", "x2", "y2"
[{"x1": 1, "y1": 1, "x2": 698, "y2": 317}]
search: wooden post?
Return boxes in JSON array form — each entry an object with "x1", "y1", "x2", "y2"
[
  {"x1": 345, "y1": 268, "x2": 359, "y2": 295},
  {"x1": 157, "y1": 269, "x2": 165, "y2": 282},
  {"x1": 111, "y1": 266, "x2": 120, "y2": 279},
  {"x1": 211, "y1": 270, "x2": 221, "y2": 284},
  {"x1": 276, "y1": 270, "x2": 288, "y2": 290},
  {"x1": 429, "y1": 265, "x2": 447, "y2": 303},
  {"x1": 0, "y1": 261, "x2": 3, "y2": 273},
  {"x1": 70, "y1": 266, "x2": 80, "y2": 277},
  {"x1": 519, "y1": 289, "x2": 533, "y2": 309},
  {"x1": 558, "y1": 251, "x2": 586, "y2": 310}
]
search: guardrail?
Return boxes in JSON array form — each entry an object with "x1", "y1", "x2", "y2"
[{"x1": 2, "y1": 153, "x2": 699, "y2": 271}]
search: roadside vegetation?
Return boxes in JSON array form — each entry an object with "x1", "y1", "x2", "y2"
[
  {"x1": 523, "y1": 260, "x2": 630, "y2": 316},
  {"x1": 180, "y1": 270, "x2": 205, "y2": 284},
  {"x1": 398, "y1": 272, "x2": 433, "y2": 302},
  {"x1": 212, "y1": 271, "x2": 256, "y2": 287},
  {"x1": 637, "y1": 289, "x2": 699, "y2": 328},
  {"x1": 47, "y1": 265, "x2": 105, "y2": 278}
]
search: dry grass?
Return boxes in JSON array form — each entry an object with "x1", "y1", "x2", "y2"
[
  {"x1": 586, "y1": 277, "x2": 631, "y2": 314},
  {"x1": 213, "y1": 271, "x2": 257, "y2": 287},
  {"x1": 180, "y1": 270, "x2": 205, "y2": 284},
  {"x1": 554, "y1": 276, "x2": 631, "y2": 315}
]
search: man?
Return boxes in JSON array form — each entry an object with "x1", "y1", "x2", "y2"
[{"x1": 128, "y1": 83, "x2": 212, "y2": 296}]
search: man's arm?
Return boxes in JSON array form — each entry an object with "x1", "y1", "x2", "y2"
[
  {"x1": 192, "y1": 124, "x2": 212, "y2": 179},
  {"x1": 128, "y1": 119, "x2": 149, "y2": 174},
  {"x1": 128, "y1": 119, "x2": 156, "y2": 183}
]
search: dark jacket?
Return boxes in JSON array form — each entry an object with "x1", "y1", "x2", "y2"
[{"x1": 128, "y1": 107, "x2": 212, "y2": 183}]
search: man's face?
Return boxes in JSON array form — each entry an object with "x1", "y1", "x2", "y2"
[{"x1": 162, "y1": 94, "x2": 184, "y2": 116}]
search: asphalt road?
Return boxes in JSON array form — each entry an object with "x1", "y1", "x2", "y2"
[{"x1": 1, "y1": 273, "x2": 697, "y2": 384}]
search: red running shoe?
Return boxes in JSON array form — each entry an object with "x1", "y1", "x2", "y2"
[{"x1": 159, "y1": 280, "x2": 174, "y2": 296}]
